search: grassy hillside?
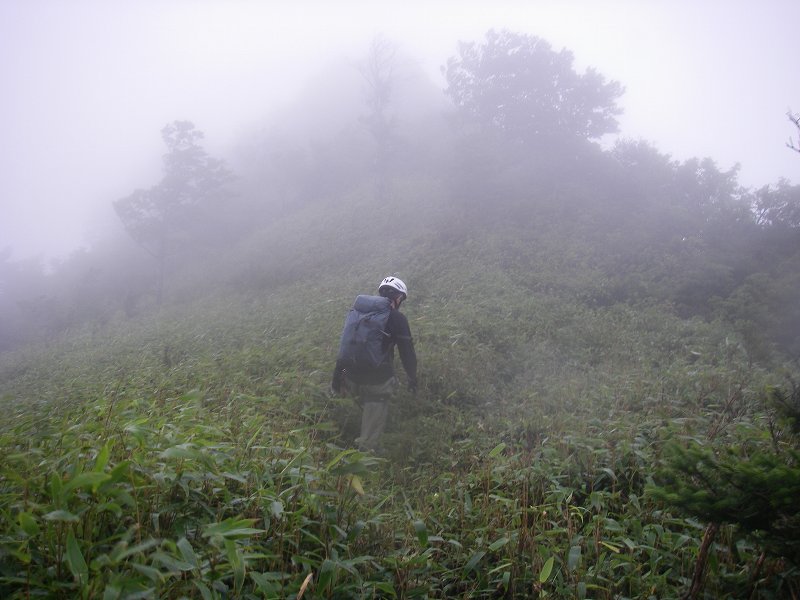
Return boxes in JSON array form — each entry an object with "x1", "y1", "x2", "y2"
[{"x1": 1, "y1": 179, "x2": 798, "y2": 598}]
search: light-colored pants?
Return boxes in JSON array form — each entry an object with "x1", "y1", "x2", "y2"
[{"x1": 345, "y1": 376, "x2": 396, "y2": 452}]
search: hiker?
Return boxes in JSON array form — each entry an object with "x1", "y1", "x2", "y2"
[{"x1": 331, "y1": 276, "x2": 418, "y2": 453}]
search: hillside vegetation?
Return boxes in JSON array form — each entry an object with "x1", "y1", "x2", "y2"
[{"x1": 2, "y1": 30, "x2": 800, "y2": 599}]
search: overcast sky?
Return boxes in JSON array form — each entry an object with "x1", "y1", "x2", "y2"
[{"x1": 2, "y1": 0, "x2": 798, "y2": 263}]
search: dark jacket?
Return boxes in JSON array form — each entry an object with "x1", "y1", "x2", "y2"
[{"x1": 332, "y1": 308, "x2": 417, "y2": 390}]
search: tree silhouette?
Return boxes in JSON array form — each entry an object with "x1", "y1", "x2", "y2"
[
  {"x1": 444, "y1": 29, "x2": 624, "y2": 146},
  {"x1": 358, "y1": 35, "x2": 399, "y2": 200},
  {"x1": 114, "y1": 121, "x2": 233, "y2": 304}
]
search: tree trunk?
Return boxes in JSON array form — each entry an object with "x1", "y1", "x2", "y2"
[
  {"x1": 683, "y1": 522, "x2": 720, "y2": 600},
  {"x1": 156, "y1": 233, "x2": 166, "y2": 306}
]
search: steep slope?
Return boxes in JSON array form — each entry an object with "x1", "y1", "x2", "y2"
[{"x1": 1, "y1": 157, "x2": 798, "y2": 598}]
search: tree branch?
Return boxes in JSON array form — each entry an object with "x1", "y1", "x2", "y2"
[{"x1": 787, "y1": 111, "x2": 800, "y2": 154}]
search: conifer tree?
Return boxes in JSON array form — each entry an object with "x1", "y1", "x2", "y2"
[{"x1": 650, "y1": 383, "x2": 800, "y2": 597}]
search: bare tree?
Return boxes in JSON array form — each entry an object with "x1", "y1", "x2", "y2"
[
  {"x1": 357, "y1": 35, "x2": 398, "y2": 200},
  {"x1": 787, "y1": 110, "x2": 800, "y2": 154}
]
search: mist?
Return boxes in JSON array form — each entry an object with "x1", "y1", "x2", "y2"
[
  {"x1": 4, "y1": 3, "x2": 800, "y2": 593},
  {"x1": 1, "y1": 0, "x2": 798, "y2": 262}
]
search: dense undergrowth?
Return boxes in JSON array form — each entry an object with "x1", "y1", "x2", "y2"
[{"x1": 2, "y1": 183, "x2": 799, "y2": 598}]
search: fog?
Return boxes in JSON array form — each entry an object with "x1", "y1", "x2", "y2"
[{"x1": 1, "y1": 0, "x2": 798, "y2": 262}]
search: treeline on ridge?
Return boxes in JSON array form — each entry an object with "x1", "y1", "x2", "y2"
[{"x1": 1, "y1": 29, "x2": 798, "y2": 365}]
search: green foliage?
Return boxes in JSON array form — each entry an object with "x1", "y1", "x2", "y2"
[
  {"x1": 2, "y1": 28, "x2": 800, "y2": 599},
  {"x1": 113, "y1": 120, "x2": 234, "y2": 304},
  {"x1": 768, "y1": 380, "x2": 800, "y2": 435},
  {"x1": 650, "y1": 440, "x2": 800, "y2": 565},
  {"x1": 3, "y1": 32, "x2": 799, "y2": 364},
  {"x1": 444, "y1": 29, "x2": 624, "y2": 144},
  {"x1": 754, "y1": 179, "x2": 800, "y2": 229},
  {"x1": 1, "y1": 263, "x2": 798, "y2": 597},
  {"x1": 114, "y1": 121, "x2": 234, "y2": 258}
]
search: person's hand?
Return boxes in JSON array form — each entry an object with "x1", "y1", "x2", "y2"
[
  {"x1": 330, "y1": 382, "x2": 341, "y2": 397},
  {"x1": 408, "y1": 379, "x2": 417, "y2": 395}
]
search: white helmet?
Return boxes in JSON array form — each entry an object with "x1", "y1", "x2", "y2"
[{"x1": 378, "y1": 276, "x2": 408, "y2": 298}]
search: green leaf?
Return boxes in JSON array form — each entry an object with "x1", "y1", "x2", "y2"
[
  {"x1": 177, "y1": 537, "x2": 199, "y2": 568},
  {"x1": 622, "y1": 537, "x2": 637, "y2": 550},
  {"x1": 413, "y1": 519, "x2": 428, "y2": 547},
  {"x1": 64, "y1": 472, "x2": 111, "y2": 493},
  {"x1": 325, "y1": 448, "x2": 357, "y2": 470},
  {"x1": 488, "y1": 442, "x2": 507, "y2": 458},
  {"x1": 317, "y1": 558, "x2": 336, "y2": 592},
  {"x1": 49, "y1": 472, "x2": 64, "y2": 505},
  {"x1": 161, "y1": 445, "x2": 200, "y2": 460},
  {"x1": 599, "y1": 540, "x2": 621, "y2": 553},
  {"x1": 222, "y1": 471, "x2": 248, "y2": 484},
  {"x1": 107, "y1": 460, "x2": 131, "y2": 483},
  {"x1": 194, "y1": 580, "x2": 214, "y2": 600},
  {"x1": 250, "y1": 572, "x2": 280, "y2": 595},
  {"x1": 9, "y1": 547, "x2": 31, "y2": 564},
  {"x1": 599, "y1": 467, "x2": 616, "y2": 481},
  {"x1": 43, "y1": 510, "x2": 80, "y2": 523},
  {"x1": 66, "y1": 531, "x2": 89, "y2": 586},
  {"x1": 539, "y1": 556, "x2": 554, "y2": 583},
  {"x1": 488, "y1": 536, "x2": 509, "y2": 552},
  {"x1": 225, "y1": 538, "x2": 245, "y2": 592},
  {"x1": 103, "y1": 584, "x2": 122, "y2": 600},
  {"x1": 111, "y1": 538, "x2": 159, "y2": 563},
  {"x1": 203, "y1": 517, "x2": 263, "y2": 539},
  {"x1": 250, "y1": 571, "x2": 290, "y2": 582},
  {"x1": 347, "y1": 520, "x2": 365, "y2": 543},
  {"x1": 349, "y1": 474, "x2": 365, "y2": 495},
  {"x1": 567, "y1": 545, "x2": 582, "y2": 571},
  {"x1": 463, "y1": 550, "x2": 486, "y2": 574},
  {"x1": 152, "y1": 551, "x2": 194, "y2": 573},
  {"x1": 131, "y1": 562, "x2": 163, "y2": 583},
  {"x1": 371, "y1": 581, "x2": 397, "y2": 596},
  {"x1": 94, "y1": 442, "x2": 111, "y2": 473},
  {"x1": 329, "y1": 457, "x2": 376, "y2": 476},
  {"x1": 18, "y1": 511, "x2": 40, "y2": 536},
  {"x1": 96, "y1": 501, "x2": 123, "y2": 517}
]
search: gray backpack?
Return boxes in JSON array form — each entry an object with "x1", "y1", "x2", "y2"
[{"x1": 337, "y1": 295, "x2": 392, "y2": 369}]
